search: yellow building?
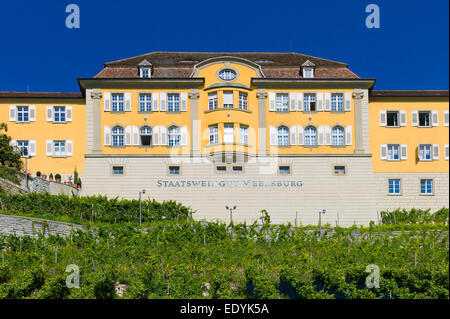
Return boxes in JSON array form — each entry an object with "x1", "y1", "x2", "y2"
[{"x1": 1, "y1": 52, "x2": 448, "y2": 225}]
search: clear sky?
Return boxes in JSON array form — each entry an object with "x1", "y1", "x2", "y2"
[{"x1": 0, "y1": 0, "x2": 448, "y2": 92}]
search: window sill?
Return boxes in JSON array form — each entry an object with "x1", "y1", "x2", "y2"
[
  {"x1": 108, "y1": 111, "x2": 127, "y2": 114},
  {"x1": 331, "y1": 145, "x2": 347, "y2": 148},
  {"x1": 417, "y1": 126, "x2": 432, "y2": 128},
  {"x1": 206, "y1": 143, "x2": 252, "y2": 148},
  {"x1": 419, "y1": 193, "x2": 434, "y2": 196},
  {"x1": 329, "y1": 111, "x2": 347, "y2": 114},
  {"x1": 387, "y1": 193, "x2": 402, "y2": 196},
  {"x1": 204, "y1": 108, "x2": 252, "y2": 114}
]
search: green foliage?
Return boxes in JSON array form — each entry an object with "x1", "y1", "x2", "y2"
[
  {"x1": 381, "y1": 207, "x2": 449, "y2": 225},
  {"x1": 0, "y1": 192, "x2": 194, "y2": 223},
  {"x1": 0, "y1": 123, "x2": 22, "y2": 170},
  {"x1": 245, "y1": 268, "x2": 281, "y2": 299},
  {"x1": 0, "y1": 165, "x2": 24, "y2": 185}
]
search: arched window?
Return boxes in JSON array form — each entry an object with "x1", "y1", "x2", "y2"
[
  {"x1": 168, "y1": 126, "x2": 180, "y2": 146},
  {"x1": 332, "y1": 126, "x2": 344, "y2": 146},
  {"x1": 112, "y1": 126, "x2": 124, "y2": 146},
  {"x1": 304, "y1": 126, "x2": 316, "y2": 146},
  {"x1": 277, "y1": 126, "x2": 289, "y2": 146},
  {"x1": 140, "y1": 126, "x2": 152, "y2": 146}
]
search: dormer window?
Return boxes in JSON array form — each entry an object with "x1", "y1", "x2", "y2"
[
  {"x1": 138, "y1": 59, "x2": 152, "y2": 78},
  {"x1": 301, "y1": 60, "x2": 315, "y2": 78}
]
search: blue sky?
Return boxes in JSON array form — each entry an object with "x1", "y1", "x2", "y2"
[{"x1": 0, "y1": 0, "x2": 448, "y2": 92}]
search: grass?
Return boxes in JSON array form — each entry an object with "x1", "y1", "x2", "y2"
[{"x1": 0, "y1": 165, "x2": 27, "y2": 185}]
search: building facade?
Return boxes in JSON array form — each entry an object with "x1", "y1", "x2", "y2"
[{"x1": 1, "y1": 52, "x2": 448, "y2": 225}]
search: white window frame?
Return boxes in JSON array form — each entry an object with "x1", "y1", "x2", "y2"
[
  {"x1": 219, "y1": 69, "x2": 236, "y2": 81},
  {"x1": 388, "y1": 179, "x2": 401, "y2": 195},
  {"x1": 304, "y1": 126, "x2": 317, "y2": 146},
  {"x1": 168, "y1": 126, "x2": 181, "y2": 146},
  {"x1": 53, "y1": 106, "x2": 66, "y2": 123},
  {"x1": 331, "y1": 93, "x2": 344, "y2": 112},
  {"x1": 111, "y1": 93, "x2": 124, "y2": 112},
  {"x1": 209, "y1": 125, "x2": 219, "y2": 145},
  {"x1": 17, "y1": 140, "x2": 29, "y2": 157},
  {"x1": 303, "y1": 93, "x2": 316, "y2": 111},
  {"x1": 208, "y1": 92, "x2": 218, "y2": 110},
  {"x1": 276, "y1": 93, "x2": 289, "y2": 112},
  {"x1": 418, "y1": 111, "x2": 432, "y2": 127},
  {"x1": 139, "y1": 93, "x2": 152, "y2": 112},
  {"x1": 16, "y1": 106, "x2": 29, "y2": 123},
  {"x1": 418, "y1": 144, "x2": 432, "y2": 161},
  {"x1": 420, "y1": 179, "x2": 433, "y2": 195},
  {"x1": 112, "y1": 126, "x2": 124, "y2": 146},
  {"x1": 240, "y1": 125, "x2": 249, "y2": 145},
  {"x1": 223, "y1": 91, "x2": 234, "y2": 108},
  {"x1": 223, "y1": 124, "x2": 234, "y2": 143},
  {"x1": 386, "y1": 111, "x2": 400, "y2": 127},
  {"x1": 167, "y1": 93, "x2": 180, "y2": 112},
  {"x1": 112, "y1": 166, "x2": 124, "y2": 175},
  {"x1": 140, "y1": 68, "x2": 150, "y2": 78},
  {"x1": 277, "y1": 126, "x2": 289, "y2": 146},
  {"x1": 53, "y1": 140, "x2": 66, "y2": 157},
  {"x1": 332, "y1": 126, "x2": 345, "y2": 146},
  {"x1": 139, "y1": 126, "x2": 152, "y2": 146},
  {"x1": 239, "y1": 92, "x2": 248, "y2": 110},
  {"x1": 387, "y1": 144, "x2": 400, "y2": 161}
]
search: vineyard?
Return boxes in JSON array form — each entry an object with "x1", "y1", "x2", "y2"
[{"x1": 0, "y1": 211, "x2": 448, "y2": 299}]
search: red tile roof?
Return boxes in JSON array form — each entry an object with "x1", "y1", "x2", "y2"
[
  {"x1": 370, "y1": 90, "x2": 449, "y2": 97},
  {"x1": 0, "y1": 92, "x2": 83, "y2": 99}
]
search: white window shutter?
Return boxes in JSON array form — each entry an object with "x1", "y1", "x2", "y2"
[
  {"x1": 318, "y1": 126, "x2": 325, "y2": 145},
  {"x1": 380, "y1": 144, "x2": 387, "y2": 160},
  {"x1": 379, "y1": 110, "x2": 387, "y2": 126},
  {"x1": 66, "y1": 106, "x2": 72, "y2": 122},
  {"x1": 104, "y1": 93, "x2": 111, "y2": 111},
  {"x1": 181, "y1": 93, "x2": 188, "y2": 111},
  {"x1": 9, "y1": 106, "x2": 16, "y2": 121},
  {"x1": 66, "y1": 140, "x2": 73, "y2": 156},
  {"x1": 345, "y1": 126, "x2": 352, "y2": 146},
  {"x1": 9, "y1": 140, "x2": 17, "y2": 148},
  {"x1": 399, "y1": 111, "x2": 406, "y2": 126},
  {"x1": 269, "y1": 126, "x2": 276, "y2": 145},
  {"x1": 125, "y1": 126, "x2": 132, "y2": 145},
  {"x1": 29, "y1": 106, "x2": 36, "y2": 121},
  {"x1": 325, "y1": 126, "x2": 332, "y2": 145},
  {"x1": 316, "y1": 93, "x2": 324, "y2": 111},
  {"x1": 153, "y1": 126, "x2": 160, "y2": 145},
  {"x1": 46, "y1": 106, "x2": 53, "y2": 122},
  {"x1": 29, "y1": 140, "x2": 36, "y2": 156},
  {"x1": 46, "y1": 140, "x2": 53, "y2": 156},
  {"x1": 104, "y1": 126, "x2": 111, "y2": 146},
  {"x1": 289, "y1": 93, "x2": 297, "y2": 111},
  {"x1": 344, "y1": 93, "x2": 351, "y2": 111},
  {"x1": 297, "y1": 92, "x2": 303, "y2": 111},
  {"x1": 289, "y1": 126, "x2": 297, "y2": 145},
  {"x1": 160, "y1": 126, "x2": 167, "y2": 145},
  {"x1": 432, "y1": 144, "x2": 439, "y2": 160},
  {"x1": 160, "y1": 93, "x2": 167, "y2": 111},
  {"x1": 411, "y1": 111, "x2": 418, "y2": 126},
  {"x1": 269, "y1": 93, "x2": 276, "y2": 111},
  {"x1": 445, "y1": 144, "x2": 449, "y2": 160},
  {"x1": 297, "y1": 126, "x2": 304, "y2": 145},
  {"x1": 444, "y1": 111, "x2": 449, "y2": 127},
  {"x1": 400, "y1": 144, "x2": 407, "y2": 160},
  {"x1": 432, "y1": 111, "x2": 439, "y2": 126},
  {"x1": 125, "y1": 93, "x2": 132, "y2": 111},
  {"x1": 153, "y1": 93, "x2": 159, "y2": 111},
  {"x1": 132, "y1": 126, "x2": 139, "y2": 145},
  {"x1": 324, "y1": 93, "x2": 331, "y2": 111},
  {"x1": 181, "y1": 125, "x2": 188, "y2": 146}
]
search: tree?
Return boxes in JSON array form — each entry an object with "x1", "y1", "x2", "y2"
[{"x1": 0, "y1": 122, "x2": 23, "y2": 169}]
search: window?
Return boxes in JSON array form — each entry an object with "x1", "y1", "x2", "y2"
[
  {"x1": 223, "y1": 92, "x2": 233, "y2": 108},
  {"x1": 218, "y1": 69, "x2": 236, "y2": 81},
  {"x1": 17, "y1": 106, "x2": 29, "y2": 122},
  {"x1": 53, "y1": 106, "x2": 66, "y2": 123},
  {"x1": 277, "y1": 126, "x2": 289, "y2": 146},
  {"x1": 420, "y1": 179, "x2": 433, "y2": 195},
  {"x1": 332, "y1": 126, "x2": 344, "y2": 146},
  {"x1": 17, "y1": 140, "x2": 29, "y2": 157},
  {"x1": 112, "y1": 126, "x2": 124, "y2": 146},
  {"x1": 216, "y1": 166, "x2": 227, "y2": 172},
  {"x1": 53, "y1": 140, "x2": 66, "y2": 157},
  {"x1": 168, "y1": 126, "x2": 180, "y2": 146},
  {"x1": 169, "y1": 166, "x2": 180, "y2": 175},
  {"x1": 233, "y1": 166, "x2": 243, "y2": 173},
  {"x1": 303, "y1": 68, "x2": 313, "y2": 78},
  {"x1": 140, "y1": 126, "x2": 152, "y2": 146},
  {"x1": 331, "y1": 93, "x2": 344, "y2": 112},
  {"x1": 139, "y1": 94, "x2": 152, "y2": 112},
  {"x1": 239, "y1": 92, "x2": 248, "y2": 110},
  {"x1": 224, "y1": 124, "x2": 234, "y2": 143},
  {"x1": 141, "y1": 68, "x2": 150, "y2": 78},
  {"x1": 240, "y1": 125, "x2": 248, "y2": 145},
  {"x1": 276, "y1": 93, "x2": 289, "y2": 112},
  {"x1": 386, "y1": 111, "x2": 399, "y2": 127},
  {"x1": 387, "y1": 144, "x2": 400, "y2": 160},
  {"x1": 304, "y1": 94, "x2": 316, "y2": 111},
  {"x1": 112, "y1": 166, "x2": 124, "y2": 175},
  {"x1": 111, "y1": 94, "x2": 124, "y2": 112},
  {"x1": 388, "y1": 179, "x2": 401, "y2": 194},
  {"x1": 279, "y1": 166, "x2": 290, "y2": 174},
  {"x1": 209, "y1": 125, "x2": 219, "y2": 144},
  {"x1": 168, "y1": 94, "x2": 180, "y2": 112},
  {"x1": 304, "y1": 126, "x2": 317, "y2": 146},
  {"x1": 334, "y1": 166, "x2": 346, "y2": 175},
  {"x1": 208, "y1": 93, "x2": 218, "y2": 110},
  {"x1": 419, "y1": 111, "x2": 431, "y2": 127},
  {"x1": 418, "y1": 144, "x2": 432, "y2": 161}
]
